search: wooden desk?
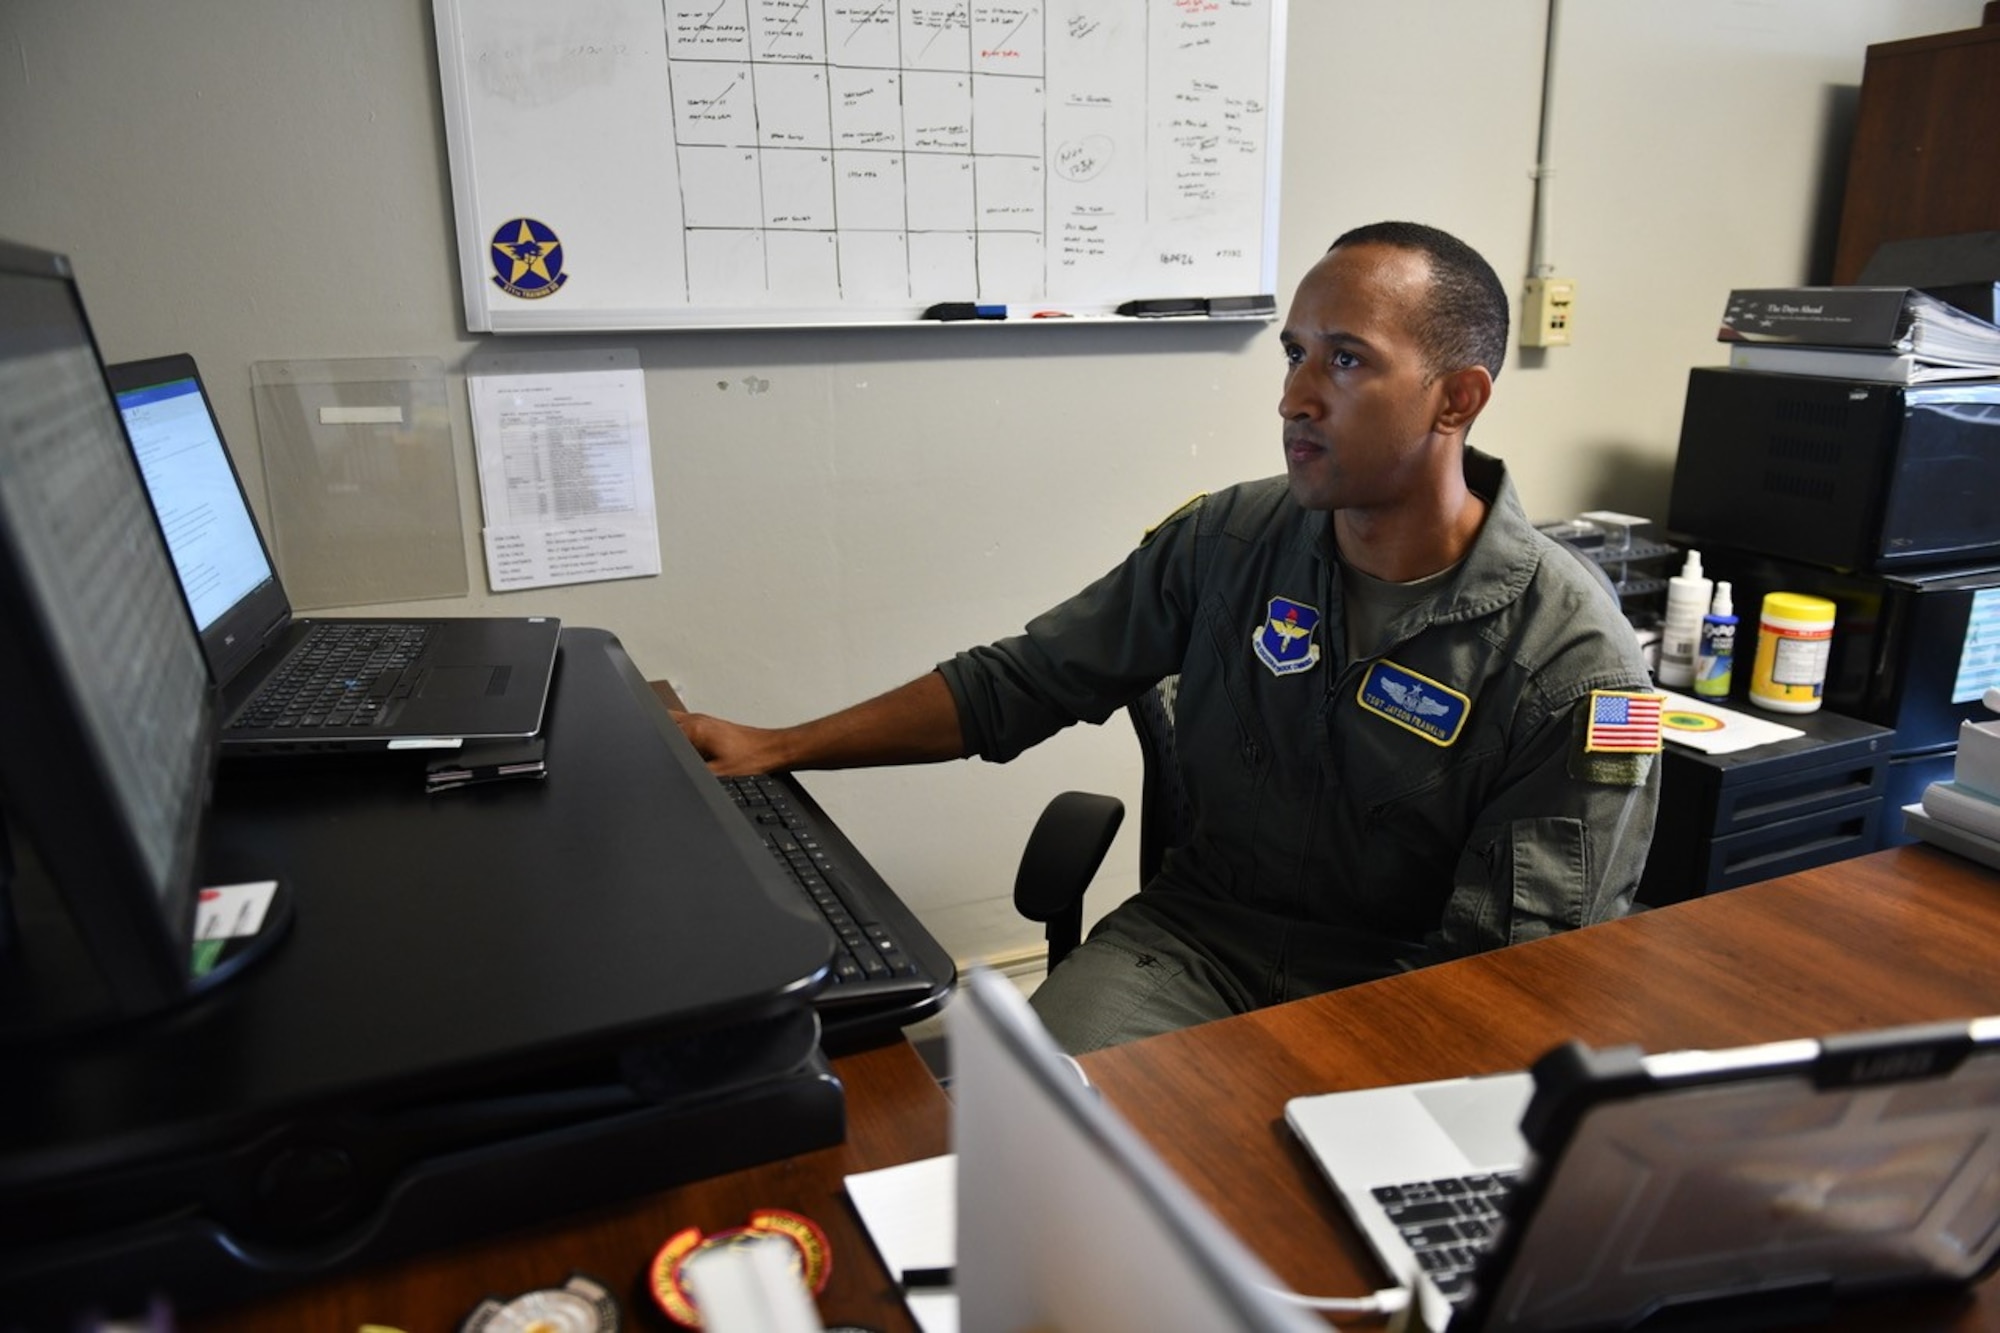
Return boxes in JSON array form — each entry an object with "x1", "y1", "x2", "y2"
[
  {"x1": 196, "y1": 844, "x2": 2000, "y2": 1331},
  {"x1": 1081, "y1": 842, "x2": 2000, "y2": 1329}
]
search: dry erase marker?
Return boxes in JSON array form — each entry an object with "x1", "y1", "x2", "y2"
[
  {"x1": 923, "y1": 302, "x2": 1007, "y2": 321},
  {"x1": 1116, "y1": 298, "x2": 1207, "y2": 317},
  {"x1": 1207, "y1": 294, "x2": 1278, "y2": 317}
]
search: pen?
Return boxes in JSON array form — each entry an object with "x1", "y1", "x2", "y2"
[
  {"x1": 1116, "y1": 298, "x2": 1208, "y2": 318},
  {"x1": 900, "y1": 1266, "x2": 954, "y2": 1290},
  {"x1": 922, "y1": 302, "x2": 1007, "y2": 321}
]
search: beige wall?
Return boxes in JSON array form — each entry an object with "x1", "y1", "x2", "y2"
[{"x1": 1, "y1": 0, "x2": 1983, "y2": 963}]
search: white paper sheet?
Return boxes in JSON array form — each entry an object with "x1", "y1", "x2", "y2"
[
  {"x1": 468, "y1": 347, "x2": 660, "y2": 591},
  {"x1": 1656, "y1": 689, "x2": 1805, "y2": 755},
  {"x1": 844, "y1": 1154, "x2": 959, "y2": 1333}
]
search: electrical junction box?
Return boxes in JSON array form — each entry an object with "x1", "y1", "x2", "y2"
[{"x1": 1521, "y1": 276, "x2": 1575, "y2": 347}]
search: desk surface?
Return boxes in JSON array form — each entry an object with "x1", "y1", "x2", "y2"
[
  {"x1": 194, "y1": 844, "x2": 2000, "y2": 1331},
  {"x1": 1083, "y1": 842, "x2": 2000, "y2": 1330}
]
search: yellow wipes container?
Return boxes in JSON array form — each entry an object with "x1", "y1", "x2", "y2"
[{"x1": 1748, "y1": 592, "x2": 1836, "y2": 713}]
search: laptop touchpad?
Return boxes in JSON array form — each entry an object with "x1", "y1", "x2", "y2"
[
  {"x1": 419, "y1": 665, "x2": 505, "y2": 698},
  {"x1": 1413, "y1": 1076, "x2": 1533, "y2": 1168}
]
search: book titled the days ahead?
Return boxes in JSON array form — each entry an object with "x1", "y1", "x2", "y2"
[{"x1": 1719, "y1": 286, "x2": 2000, "y2": 363}]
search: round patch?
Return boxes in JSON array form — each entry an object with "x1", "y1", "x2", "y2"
[
  {"x1": 650, "y1": 1208, "x2": 832, "y2": 1328},
  {"x1": 1662, "y1": 709, "x2": 1725, "y2": 733},
  {"x1": 489, "y1": 217, "x2": 569, "y2": 299},
  {"x1": 458, "y1": 1272, "x2": 619, "y2": 1333}
]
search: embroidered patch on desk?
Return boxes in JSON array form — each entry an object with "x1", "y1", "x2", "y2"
[
  {"x1": 458, "y1": 1272, "x2": 619, "y2": 1333},
  {"x1": 489, "y1": 217, "x2": 569, "y2": 300},
  {"x1": 1583, "y1": 690, "x2": 1664, "y2": 753},
  {"x1": 1253, "y1": 596, "x2": 1322, "y2": 676},
  {"x1": 650, "y1": 1208, "x2": 832, "y2": 1328},
  {"x1": 1357, "y1": 660, "x2": 1469, "y2": 746}
]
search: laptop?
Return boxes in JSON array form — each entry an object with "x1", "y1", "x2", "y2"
[
  {"x1": 1286, "y1": 1016, "x2": 2000, "y2": 1331},
  {"x1": 107, "y1": 353, "x2": 561, "y2": 756},
  {"x1": 949, "y1": 968, "x2": 1324, "y2": 1332}
]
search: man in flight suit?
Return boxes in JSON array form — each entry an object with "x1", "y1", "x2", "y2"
[{"x1": 674, "y1": 221, "x2": 1660, "y2": 1053}]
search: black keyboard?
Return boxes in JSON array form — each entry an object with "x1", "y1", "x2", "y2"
[
  {"x1": 231, "y1": 623, "x2": 432, "y2": 731},
  {"x1": 1372, "y1": 1170, "x2": 1520, "y2": 1303},
  {"x1": 717, "y1": 774, "x2": 940, "y2": 1010}
]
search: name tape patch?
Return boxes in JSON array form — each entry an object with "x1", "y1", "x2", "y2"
[{"x1": 1357, "y1": 661, "x2": 1470, "y2": 746}]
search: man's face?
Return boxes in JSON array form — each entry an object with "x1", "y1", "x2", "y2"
[{"x1": 1277, "y1": 243, "x2": 1450, "y2": 514}]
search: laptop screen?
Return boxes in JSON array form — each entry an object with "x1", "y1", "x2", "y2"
[
  {"x1": 0, "y1": 241, "x2": 216, "y2": 1023},
  {"x1": 113, "y1": 371, "x2": 273, "y2": 632}
]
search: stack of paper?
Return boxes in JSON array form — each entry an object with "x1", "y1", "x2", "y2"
[{"x1": 1904, "y1": 689, "x2": 2000, "y2": 869}]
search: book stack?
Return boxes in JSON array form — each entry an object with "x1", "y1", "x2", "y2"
[
  {"x1": 1718, "y1": 286, "x2": 2000, "y2": 385},
  {"x1": 1904, "y1": 687, "x2": 2000, "y2": 871}
]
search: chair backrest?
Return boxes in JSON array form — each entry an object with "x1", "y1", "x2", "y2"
[
  {"x1": 1126, "y1": 676, "x2": 1190, "y2": 886},
  {"x1": 1013, "y1": 678, "x2": 1188, "y2": 971}
]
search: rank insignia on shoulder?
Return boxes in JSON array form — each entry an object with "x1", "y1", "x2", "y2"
[
  {"x1": 1357, "y1": 660, "x2": 1470, "y2": 745},
  {"x1": 1252, "y1": 595, "x2": 1322, "y2": 676},
  {"x1": 650, "y1": 1208, "x2": 833, "y2": 1328},
  {"x1": 459, "y1": 1272, "x2": 620, "y2": 1333},
  {"x1": 1141, "y1": 492, "x2": 1206, "y2": 546}
]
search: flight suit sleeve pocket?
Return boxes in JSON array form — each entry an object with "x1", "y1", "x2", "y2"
[{"x1": 1505, "y1": 816, "x2": 1589, "y2": 944}]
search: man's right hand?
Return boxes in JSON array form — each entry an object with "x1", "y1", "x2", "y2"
[
  {"x1": 666, "y1": 672, "x2": 968, "y2": 778},
  {"x1": 669, "y1": 710, "x2": 795, "y2": 776}
]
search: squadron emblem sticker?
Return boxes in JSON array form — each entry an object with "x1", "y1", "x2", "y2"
[
  {"x1": 1253, "y1": 596, "x2": 1322, "y2": 676},
  {"x1": 650, "y1": 1208, "x2": 832, "y2": 1327},
  {"x1": 489, "y1": 217, "x2": 569, "y2": 299},
  {"x1": 1357, "y1": 660, "x2": 1470, "y2": 746}
]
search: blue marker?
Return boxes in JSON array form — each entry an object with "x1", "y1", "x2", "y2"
[{"x1": 923, "y1": 302, "x2": 1007, "y2": 321}]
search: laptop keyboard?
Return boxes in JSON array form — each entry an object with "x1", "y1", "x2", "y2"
[
  {"x1": 717, "y1": 774, "x2": 934, "y2": 1004},
  {"x1": 231, "y1": 623, "x2": 432, "y2": 731},
  {"x1": 1373, "y1": 1170, "x2": 1521, "y2": 1303}
]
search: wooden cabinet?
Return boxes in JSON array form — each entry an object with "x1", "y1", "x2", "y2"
[{"x1": 1832, "y1": 13, "x2": 2000, "y2": 284}]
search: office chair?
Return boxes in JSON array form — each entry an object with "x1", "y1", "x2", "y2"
[
  {"x1": 1013, "y1": 679, "x2": 1189, "y2": 970},
  {"x1": 1011, "y1": 551, "x2": 1629, "y2": 970}
]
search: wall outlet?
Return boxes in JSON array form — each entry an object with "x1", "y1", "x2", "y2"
[{"x1": 1521, "y1": 276, "x2": 1576, "y2": 347}]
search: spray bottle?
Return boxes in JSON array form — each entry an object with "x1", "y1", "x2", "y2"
[
  {"x1": 1694, "y1": 581, "x2": 1737, "y2": 699},
  {"x1": 1657, "y1": 549, "x2": 1710, "y2": 689}
]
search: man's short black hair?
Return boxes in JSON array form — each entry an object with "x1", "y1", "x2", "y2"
[{"x1": 1328, "y1": 221, "x2": 1509, "y2": 382}]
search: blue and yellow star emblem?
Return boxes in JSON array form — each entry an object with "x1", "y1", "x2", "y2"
[{"x1": 489, "y1": 218, "x2": 568, "y2": 299}]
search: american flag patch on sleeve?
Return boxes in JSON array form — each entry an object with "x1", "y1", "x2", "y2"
[{"x1": 1584, "y1": 690, "x2": 1664, "y2": 753}]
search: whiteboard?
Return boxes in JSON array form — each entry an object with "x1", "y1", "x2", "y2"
[{"x1": 433, "y1": 0, "x2": 1286, "y2": 331}]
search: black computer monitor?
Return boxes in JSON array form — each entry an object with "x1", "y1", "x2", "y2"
[{"x1": 0, "y1": 239, "x2": 219, "y2": 1037}]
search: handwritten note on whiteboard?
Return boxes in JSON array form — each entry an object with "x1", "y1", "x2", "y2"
[
  {"x1": 433, "y1": 0, "x2": 1285, "y2": 330},
  {"x1": 467, "y1": 348, "x2": 661, "y2": 592}
]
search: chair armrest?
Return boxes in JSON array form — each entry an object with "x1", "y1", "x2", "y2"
[{"x1": 1013, "y1": 791, "x2": 1125, "y2": 923}]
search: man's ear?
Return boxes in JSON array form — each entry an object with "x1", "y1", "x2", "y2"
[{"x1": 1433, "y1": 365, "x2": 1494, "y2": 436}]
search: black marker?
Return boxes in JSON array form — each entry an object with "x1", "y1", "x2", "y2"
[
  {"x1": 923, "y1": 302, "x2": 1008, "y2": 321},
  {"x1": 1116, "y1": 298, "x2": 1208, "y2": 318},
  {"x1": 900, "y1": 1266, "x2": 955, "y2": 1290},
  {"x1": 1207, "y1": 293, "x2": 1278, "y2": 317}
]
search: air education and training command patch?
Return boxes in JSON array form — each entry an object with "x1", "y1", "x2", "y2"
[
  {"x1": 1356, "y1": 660, "x2": 1469, "y2": 746},
  {"x1": 489, "y1": 217, "x2": 569, "y2": 299},
  {"x1": 650, "y1": 1208, "x2": 832, "y2": 1328},
  {"x1": 1253, "y1": 596, "x2": 1323, "y2": 677}
]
